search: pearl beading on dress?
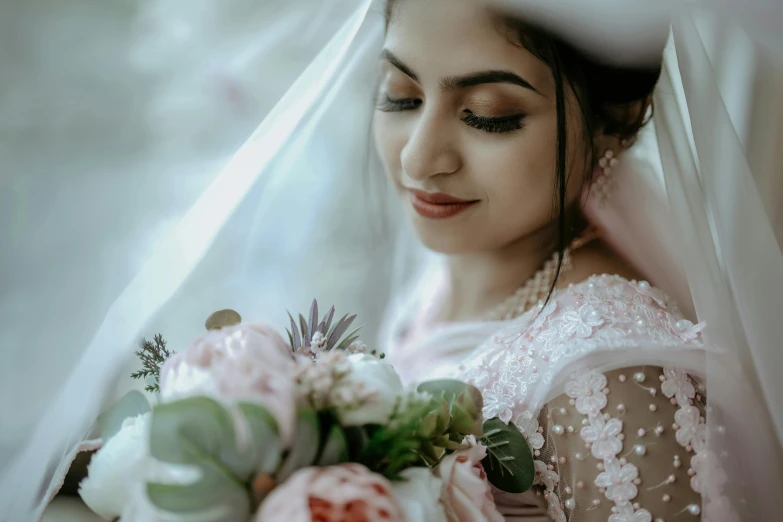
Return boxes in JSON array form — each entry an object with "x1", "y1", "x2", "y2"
[
  {"x1": 592, "y1": 149, "x2": 619, "y2": 206},
  {"x1": 543, "y1": 367, "x2": 711, "y2": 522}
]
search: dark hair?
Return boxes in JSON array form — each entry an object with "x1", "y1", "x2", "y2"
[{"x1": 385, "y1": 1, "x2": 665, "y2": 301}]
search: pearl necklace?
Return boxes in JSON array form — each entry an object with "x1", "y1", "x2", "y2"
[{"x1": 481, "y1": 229, "x2": 599, "y2": 322}]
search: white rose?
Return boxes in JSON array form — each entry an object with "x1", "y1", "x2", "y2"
[
  {"x1": 79, "y1": 413, "x2": 151, "y2": 520},
  {"x1": 159, "y1": 362, "x2": 221, "y2": 403},
  {"x1": 391, "y1": 468, "x2": 448, "y2": 522},
  {"x1": 80, "y1": 412, "x2": 199, "y2": 521},
  {"x1": 337, "y1": 354, "x2": 404, "y2": 426}
]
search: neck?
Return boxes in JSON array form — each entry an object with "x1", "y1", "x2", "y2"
[{"x1": 441, "y1": 223, "x2": 561, "y2": 322}]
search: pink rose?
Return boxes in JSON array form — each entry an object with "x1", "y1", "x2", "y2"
[
  {"x1": 159, "y1": 323, "x2": 297, "y2": 442},
  {"x1": 435, "y1": 438, "x2": 504, "y2": 522},
  {"x1": 254, "y1": 464, "x2": 405, "y2": 522}
]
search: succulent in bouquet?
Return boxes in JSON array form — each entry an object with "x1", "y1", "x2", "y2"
[{"x1": 79, "y1": 301, "x2": 535, "y2": 522}]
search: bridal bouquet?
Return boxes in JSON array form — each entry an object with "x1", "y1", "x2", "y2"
[{"x1": 79, "y1": 302, "x2": 534, "y2": 522}]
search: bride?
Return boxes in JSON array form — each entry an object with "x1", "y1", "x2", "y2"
[
  {"x1": 378, "y1": 0, "x2": 720, "y2": 520},
  {"x1": 4, "y1": 0, "x2": 782, "y2": 521}
]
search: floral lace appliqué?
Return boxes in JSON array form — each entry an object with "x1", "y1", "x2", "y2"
[
  {"x1": 661, "y1": 367, "x2": 696, "y2": 405},
  {"x1": 568, "y1": 369, "x2": 652, "y2": 522},
  {"x1": 595, "y1": 458, "x2": 640, "y2": 504},
  {"x1": 565, "y1": 370, "x2": 608, "y2": 416},
  {"x1": 660, "y1": 367, "x2": 735, "y2": 520},
  {"x1": 581, "y1": 415, "x2": 623, "y2": 460},
  {"x1": 609, "y1": 503, "x2": 653, "y2": 522},
  {"x1": 674, "y1": 405, "x2": 706, "y2": 451}
]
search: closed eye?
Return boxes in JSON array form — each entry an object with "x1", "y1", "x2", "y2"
[
  {"x1": 461, "y1": 111, "x2": 527, "y2": 134},
  {"x1": 377, "y1": 95, "x2": 422, "y2": 112}
]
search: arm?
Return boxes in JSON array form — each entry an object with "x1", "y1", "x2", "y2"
[{"x1": 538, "y1": 365, "x2": 705, "y2": 521}]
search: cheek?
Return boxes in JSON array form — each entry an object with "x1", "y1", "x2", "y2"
[{"x1": 472, "y1": 124, "x2": 559, "y2": 225}]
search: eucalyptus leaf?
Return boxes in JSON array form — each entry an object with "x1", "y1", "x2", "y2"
[
  {"x1": 480, "y1": 418, "x2": 535, "y2": 494},
  {"x1": 96, "y1": 390, "x2": 151, "y2": 442},
  {"x1": 276, "y1": 407, "x2": 320, "y2": 481},
  {"x1": 317, "y1": 424, "x2": 348, "y2": 466},
  {"x1": 237, "y1": 402, "x2": 281, "y2": 474},
  {"x1": 147, "y1": 477, "x2": 248, "y2": 519},
  {"x1": 147, "y1": 397, "x2": 252, "y2": 517}
]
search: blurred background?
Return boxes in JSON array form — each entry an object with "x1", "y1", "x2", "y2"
[
  {"x1": 0, "y1": 3, "x2": 365, "y2": 519},
  {"x1": 0, "y1": 1, "x2": 781, "y2": 520}
]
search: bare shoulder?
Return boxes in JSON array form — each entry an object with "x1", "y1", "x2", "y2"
[{"x1": 558, "y1": 239, "x2": 642, "y2": 287}]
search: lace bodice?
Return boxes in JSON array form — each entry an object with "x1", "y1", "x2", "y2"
[{"x1": 387, "y1": 274, "x2": 722, "y2": 521}]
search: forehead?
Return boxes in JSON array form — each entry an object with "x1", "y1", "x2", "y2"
[{"x1": 385, "y1": 0, "x2": 551, "y2": 89}]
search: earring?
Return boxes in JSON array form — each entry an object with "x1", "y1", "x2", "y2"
[{"x1": 592, "y1": 149, "x2": 619, "y2": 205}]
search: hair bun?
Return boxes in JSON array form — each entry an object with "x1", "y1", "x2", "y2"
[{"x1": 586, "y1": 62, "x2": 663, "y2": 104}]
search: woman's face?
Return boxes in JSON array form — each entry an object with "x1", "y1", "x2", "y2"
[{"x1": 373, "y1": 0, "x2": 588, "y2": 254}]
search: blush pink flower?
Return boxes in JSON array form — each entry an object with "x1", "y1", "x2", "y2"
[
  {"x1": 159, "y1": 323, "x2": 297, "y2": 442},
  {"x1": 254, "y1": 464, "x2": 406, "y2": 522},
  {"x1": 435, "y1": 438, "x2": 504, "y2": 522}
]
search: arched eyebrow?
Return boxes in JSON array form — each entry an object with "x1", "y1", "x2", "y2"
[
  {"x1": 380, "y1": 49, "x2": 419, "y2": 82},
  {"x1": 380, "y1": 49, "x2": 543, "y2": 97}
]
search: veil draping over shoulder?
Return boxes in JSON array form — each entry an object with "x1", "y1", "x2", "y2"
[{"x1": 1, "y1": 0, "x2": 782, "y2": 520}]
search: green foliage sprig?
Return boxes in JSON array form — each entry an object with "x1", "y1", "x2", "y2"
[{"x1": 130, "y1": 334, "x2": 172, "y2": 393}]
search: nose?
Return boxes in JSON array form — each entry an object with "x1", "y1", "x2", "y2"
[{"x1": 400, "y1": 109, "x2": 461, "y2": 182}]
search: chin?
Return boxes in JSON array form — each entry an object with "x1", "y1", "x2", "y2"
[{"x1": 410, "y1": 218, "x2": 478, "y2": 255}]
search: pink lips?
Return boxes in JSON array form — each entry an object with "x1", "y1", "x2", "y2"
[{"x1": 408, "y1": 189, "x2": 479, "y2": 219}]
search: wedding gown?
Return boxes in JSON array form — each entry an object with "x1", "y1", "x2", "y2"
[{"x1": 385, "y1": 269, "x2": 709, "y2": 522}]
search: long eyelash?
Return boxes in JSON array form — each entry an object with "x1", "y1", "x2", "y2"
[
  {"x1": 462, "y1": 111, "x2": 526, "y2": 134},
  {"x1": 377, "y1": 96, "x2": 421, "y2": 112}
]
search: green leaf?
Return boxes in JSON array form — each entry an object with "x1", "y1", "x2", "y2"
[
  {"x1": 237, "y1": 403, "x2": 281, "y2": 474},
  {"x1": 96, "y1": 390, "x2": 151, "y2": 442},
  {"x1": 317, "y1": 424, "x2": 348, "y2": 466},
  {"x1": 480, "y1": 418, "x2": 535, "y2": 494},
  {"x1": 343, "y1": 426, "x2": 369, "y2": 460},
  {"x1": 417, "y1": 380, "x2": 484, "y2": 436},
  {"x1": 147, "y1": 397, "x2": 252, "y2": 517},
  {"x1": 276, "y1": 407, "x2": 320, "y2": 481},
  {"x1": 416, "y1": 411, "x2": 440, "y2": 438},
  {"x1": 147, "y1": 481, "x2": 247, "y2": 520},
  {"x1": 419, "y1": 440, "x2": 445, "y2": 465}
]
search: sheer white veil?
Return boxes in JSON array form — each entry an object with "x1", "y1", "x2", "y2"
[{"x1": 1, "y1": 0, "x2": 782, "y2": 520}]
